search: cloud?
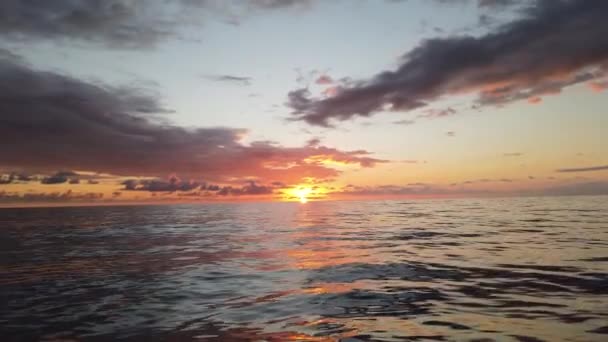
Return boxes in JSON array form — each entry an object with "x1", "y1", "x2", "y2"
[
  {"x1": 0, "y1": 0, "x2": 315, "y2": 48},
  {"x1": 216, "y1": 181, "x2": 275, "y2": 196},
  {"x1": 337, "y1": 184, "x2": 441, "y2": 197},
  {"x1": 246, "y1": 0, "x2": 313, "y2": 9},
  {"x1": 41, "y1": 171, "x2": 79, "y2": 185},
  {"x1": 556, "y1": 165, "x2": 608, "y2": 173},
  {"x1": 0, "y1": 172, "x2": 33, "y2": 184},
  {"x1": 503, "y1": 152, "x2": 523, "y2": 157},
  {"x1": 588, "y1": 80, "x2": 608, "y2": 92},
  {"x1": 204, "y1": 74, "x2": 252, "y2": 86},
  {"x1": 477, "y1": 0, "x2": 520, "y2": 8},
  {"x1": 539, "y1": 181, "x2": 608, "y2": 196},
  {"x1": 0, "y1": 0, "x2": 176, "y2": 48},
  {"x1": 122, "y1": 175, "x2": 201, "y2": 192},
  {"x1": 124, "y1": 178, "x2": 277, "y2": 197},
  {"x1": 391, "y1": 0, "x2": 522, "y2": 9},
  {"x1": 393, "y1": 119, "x2": 416, "y2": 125},
  {"x1": 446, "y1": 131, "x2": 455, "y2": 137},
  {"x1": 315, "y1": 74, "x2": 334, "y2": 85},
  {"x1": 418, "y1": 107, "x2": 456, "y2": 119},
  {"x1": 287, "y1": 0, "x2": 608, "y2": 126},
  {"x1": 306, "y1": 138, "x2": 321, "y2": 147},
  {"x1": 453, "y1": 178, "x2": 515, "y2": 185},
  {"x1": 0, "y1": 53, "x2": 386, "y2": 187},
  {"x1": 334, "y1": 183, "x2": 495, "y2": 198},
  {"x1": 0, "y1": 190, "x2": 103, "y2": 203},
  {"x1": 335, "y1": 179, "x2": 608, "y2": 198}
]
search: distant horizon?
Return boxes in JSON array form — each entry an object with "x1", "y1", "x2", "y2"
[{"x1": 1, "y1": 193, "x2": 606, "y2": 210}]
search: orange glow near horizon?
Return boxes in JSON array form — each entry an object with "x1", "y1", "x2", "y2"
[
  {"x1": 282, "y1": 184, "x2": 330, "y2": 203},
  {"x1": 296, "y1": 187, "x2": 310, "y2": 203}
]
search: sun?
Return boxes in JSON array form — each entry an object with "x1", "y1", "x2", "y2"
[
  {"x1": 282, "y1": 184, "x2": 329, "y2": 203},
  {"x1": 294, "y1": 187, "x2": 311, "y2": 204}
]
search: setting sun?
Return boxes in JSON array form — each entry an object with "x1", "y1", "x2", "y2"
[
  {"x1": 295, "y1": 187, "x2": 311, "y2": 203},
  {"x1": 283, "y1": 185, "x2": 326, "y2": 203}
]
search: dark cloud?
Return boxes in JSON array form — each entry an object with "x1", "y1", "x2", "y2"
[
  {"x1": 0, "y1": 54, "x2": 385, "y2": 186},
  {"x1": 446, "y1": 131, "x2": 455, "y2": 137},
  {"x1": 122, "y1": 179, "x2": 139, "y2": 191},
  {"x1": 204, "y1": 74, "x2": 252, "y2": 86},
  {"x1": 0, "y1": 0, "x2": 315, "y2": 48},
  {"x1": 477, "y1": 14, "x2": 495, "y2": 27},
  {"x1": 477, "y1": 0, "x2": 520, "y2": 8},
  {"x1": 0, "y1": 172, "x2": 33, "y2": 184},
  {"x1": 556, "y1": 165, "x2": 608, "y2": 173},
  {"x1": 122, "y1": 176, "x2": 201, "y2": 192},
  {"x1": 0, "y1": 0, "x2": 175, "y2": 48},
  {"x1": 0, "y1": 175, "x2": 12, "y2": 185},
  {"x1": 0, "y1": 190, "x2": 103, "y2": 203},
  {"x1": 216, "y1": 181, "x2": 275, "y2": 196},
  {"x1": 306, "y1": 138, "x2": 321, "y2": 147},
  {"x1": 40, "y1": 176, "x2": 66, "y2": 185},
  {"x1": 41, "y1": 171, "x2": 79, "y2": 185},
  {"x1": 123, "y1": 178, "x2": 277, "y2": 196},
  {"x1": 415, "y1": 0, "x2": 523, "y2": 10},
  {"x1": 503, "y1": 152, "x2": 523, "y2": 157},
  {"x1": 288, "y1": 0, "x2": 608, "y2": 126}
]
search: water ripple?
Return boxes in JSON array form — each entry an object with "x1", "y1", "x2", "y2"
[{"x1": 1, "y1": 196, "x2": 607, "y2": 341}]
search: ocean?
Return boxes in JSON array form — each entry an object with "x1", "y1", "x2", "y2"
[{"x1": 1, "y1": 196, "x2": 607, "y2": 341}]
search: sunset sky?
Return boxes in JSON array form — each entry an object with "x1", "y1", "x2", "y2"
[{"x1": 1, "y1": 0, "x2": 607, "y2": 206}]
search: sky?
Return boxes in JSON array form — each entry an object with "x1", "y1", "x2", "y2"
[{"x1": 0, "y1": 0, "x2": 607, "y2": 206}]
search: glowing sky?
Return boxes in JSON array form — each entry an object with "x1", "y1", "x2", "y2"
[{"x1": 1, "y1": 0, "x2": 607, "y2": 206}]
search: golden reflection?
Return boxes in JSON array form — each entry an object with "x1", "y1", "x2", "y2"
[{"x1": 301, "y1": 282, "x2": 359, "y2": 295}]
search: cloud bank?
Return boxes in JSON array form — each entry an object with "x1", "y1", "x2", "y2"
[
  {"x1": 288, "y1": 0, "x2": 608, "y2": 126},
  {"x1": 0, "y1": 0, "x2": 314, "y2": 48},
  {"x1": 0, "y1": 53, "x2": 386, "y2": 187},
  {"x1": 556, "y1": 165, "x2": 608, "y2": 173}
]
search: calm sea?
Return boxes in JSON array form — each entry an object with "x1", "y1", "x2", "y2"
[{"x1": 1, "y1": 196, "x2": 607, "y2": 341}]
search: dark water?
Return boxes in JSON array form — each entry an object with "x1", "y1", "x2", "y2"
[{"x1": 1, "y1": 196, "x2": 607, "y2": 341}]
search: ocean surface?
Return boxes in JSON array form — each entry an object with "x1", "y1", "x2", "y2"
[{"x1": 1, "y1": 196, "x2": 607, "y2": 342}]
